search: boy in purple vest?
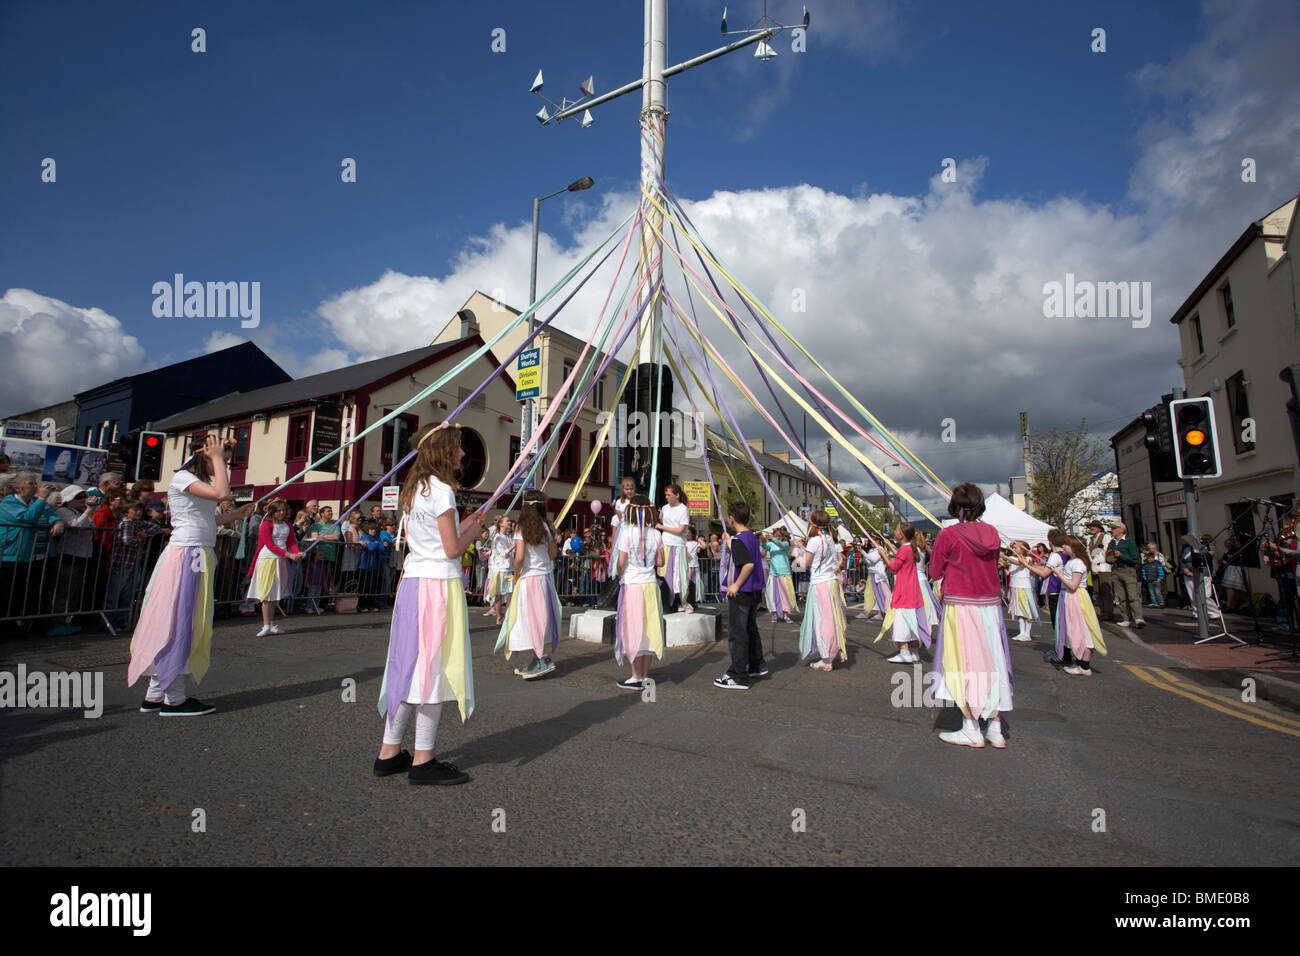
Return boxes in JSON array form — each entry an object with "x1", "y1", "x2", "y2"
[{"x1": 715, "y1": 500, "x2": 767, "y2": 690}]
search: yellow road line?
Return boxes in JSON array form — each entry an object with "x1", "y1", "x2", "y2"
[
  {"x1": 1123, "y1": 666, "x2": 1300, "y2": 739},
  {"x1": 1147, "y1": 667, "x2": 1300, "y2": 729}
]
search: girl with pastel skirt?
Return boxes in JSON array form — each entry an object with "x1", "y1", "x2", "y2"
[
  {"x1": 1049, "y1": 537, "x2": 1106, "y2": 676},
  {"x1": 129, "y1": 436, "x2": 252, "y2": 717},
  {"x1": 684, "y1": 526, "x2": 704, "y2": 607},
  {"x1": 483, "y1": 515, "x2": 515, "y2": 624},
  {"x1": 879, "y1": 523, "x2": 931, "y2": 663},
  {"x1": 607, "y1": 476, "x2": 636, "y2": 578},
  {"x1": 657, "y1": 483, "x2": 692, "y2": 612},
  {"x1": 245, "y1": 499, "x2": 303, "y2": 637},
  {"x1": 1002, "y1": 540, "x2": 1038, "y2": 642},
  {"x1": 798, "y1": 510, "x2": 846, "y2": 672},
  {"x1": 764, "y1": 527, "x2": 797, "y2": 623},
  {"x1": 375, "y1": 424, "x2": 485, "y2": 786},
  {"x1": 927, "y1": 483, "x2": 1014, "y2": 749},
  {"x1": 914, "y1": 531, "x2": 940, "y2": 629},
  {"x1": 494, "y1": 491, "x2": 560, "y2": 681},
  {"x1": 615, "y1": 495, "x2": 665, "y2": 691},
  {"x1": 861, "y1": 536, "x2": 893, "y2": 620}
]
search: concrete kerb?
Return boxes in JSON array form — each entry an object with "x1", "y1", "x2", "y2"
[{"x1": 1104, "y1": 621, "x2": 1300, "y2": 716}]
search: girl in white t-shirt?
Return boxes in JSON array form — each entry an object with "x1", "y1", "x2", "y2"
[
  {"x1": 483, "y1": 515, "x2": 515, "y2": 624},
  {"x1": 797, "y1": 510, "x2": 846, "y2": 671},
  {"x1": 861, "y1": 537, "x2": 893, "y2": 620},
  {"x1": 1049, "y1": 536, "x2": 1107, "y2": 677},
  {"x1": 684, "y1": 526, "x2": 704, "y2": 607},
  {"x1": 245, "y1": 498, "x2": 303, "y2": 637},
  {"x1": 494, "y1": 491, "x2": 560, "y2": 680},
  {"x1": 615, "y1": 495, "x2": 665, "y2": 691},
  {"x1": 375, "y1": 424, "x2": 485, "y2": 786},
  {"x1": 128, "y1": 436, "x2": 251, "y2": 717},
  {"x1": 1002, "y1": 539, "x2": 1039, "y2": 642},
  {"x1": 657, "y1": 483, "x2": 692, "y2": 613},
  {"x1": 607, "y1": 476, "x2": 637, "y2": 578}
]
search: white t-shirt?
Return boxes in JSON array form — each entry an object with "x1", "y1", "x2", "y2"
[
  {"x1": 1064, "y1": 557, "x2": 1087, "y2": 585},
  {"x1": 685, "y1": 539, "x2": 701, "y2": 568},
  {"x1": 1008, "y1": 563, "x2": 1032, "y2": 589},
  {"x1": 167, "y1": 470, "x2": 218, "y2": 548},
  {"x1": 403, "y1": 476, "x2": 460, "y2": 579},
  {"x1": 512, "y1": 529, "x2": 554, "y2": 578},
  {"x1": 805, "y1": 535, "x2": 841, "y2": 584},
  {"x1": 620, "y1": 526, "x2": 662, "y2": 585},
  {"x1": 611, "y1": 498, "x2": 630, "y2": 529},
  {"x1": 489, "y1": 531, "x2": 514, "y2": 572},
  {"x1": 866, "y1": 548, "x2": 889, "y2": 582},
  {"x1": 1047, "y1": 551, "x2": 1064, "y2": 572},
  {"x1": 660, "y1": 502, "x2": 690, "y2": 547},
  {"x1": 256, "y1": 521, "x2": 293, "y2": 563}
]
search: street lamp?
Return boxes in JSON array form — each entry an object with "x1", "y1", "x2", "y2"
[{"x1": 522, "y1": 175, "x2": 595, "y2": 450}]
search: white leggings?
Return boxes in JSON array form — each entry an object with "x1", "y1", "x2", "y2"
[
  {"x1": 145, "y1": 674, "x2": 187, "y2": 705},
  {"x1": 383, "y1": 702, "x2": 444, "y2": 751}
]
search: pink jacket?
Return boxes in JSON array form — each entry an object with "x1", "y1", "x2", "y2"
[
  {"x1": 887, "y1": 543, "x2": 922, "y2": 609},
  {"x1": 928, "y1": 521, "x2": 1001, "y2": 601},
  {"x1": 246, "y1": 519, "x2": 300, "y2": 577}
]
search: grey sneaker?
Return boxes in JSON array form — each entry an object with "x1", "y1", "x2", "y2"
[{"x1": 522, "y1": 657, "x2": 555, "y2": 681}]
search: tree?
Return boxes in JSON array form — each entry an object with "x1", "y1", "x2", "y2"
[
  {"x1": 838, "y1": 488, "x2": 901, "y2": 540},
  {"x1": 729, "y1": 466, "x2": 764, "y2": 523},
  {"x1": 1026, "y1": 419, "x2": 1110, "y2": 532}
]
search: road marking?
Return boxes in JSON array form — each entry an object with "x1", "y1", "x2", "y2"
[
  {"x1": 1146, "y1": 667, "x2": 1300, "y2": 729},
  {"x1": 1124, "y1": 665, "x2": 1300, "y2": 738}
]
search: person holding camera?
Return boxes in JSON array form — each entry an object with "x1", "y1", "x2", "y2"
[
  {"x1": 1179, "y1": 534, "x2": 1221, "y2": 620},
  {"x1": 1087, "y1": 520, "x2": 1115, "y2": 621}
]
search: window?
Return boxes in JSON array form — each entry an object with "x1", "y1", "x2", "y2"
[
  {"x1": 509, "y1": 435, "x2": 521, "y2": 468},
  {"x1": 1221, "y1": 281, "x2": 1235, "y2": 329},
  {"x1": 1228, "y1": 502, "x2": 1260, "y2": 569},
  {"x1": 590, "y1": 431, "x2": 609, "y2": 485},
  {"x1": 562, "y1": 358, "x2": 575, "y2": 383},
  {"x1": 556, "y1": 424, "x2": 581, "y2": 481},
  {"x1": 460, "y1": 427, "x2": 487, "y2": 489},
  {"x1": 381, "y1": 413, "x2": 418, "y2": 468},
  {"x1": 1192, "y1": 313, "x2": 1204, "y2": 354},
  {"x1": 594, "y1": 377, "x2": 605, "y2": 411},
  {"x1": 231, "y1": 424, "x2": 252, "y2": 467},
  {"x1": 84, "y1": 427, "x2": 94, "y2": 447},
  {"x1": 286, "y1": 413, "x2": 311, "y2": 461},
  {"x1": 1226, "y1": 371, "x2": 1254, "y2": 454}
]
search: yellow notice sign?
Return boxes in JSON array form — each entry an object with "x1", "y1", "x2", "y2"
[{"x1": 683, "y1": 481, "x2": 712, "y2": 516}]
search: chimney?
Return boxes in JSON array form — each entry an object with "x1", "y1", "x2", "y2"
[
  {"x1": 746, "y1": 438, "x2": 765, "y2": 454},
  {"x1": 457, "y1": 308, "x2": 479, "y2": 339},
  {"x1": 770, "y1": 451, "x2": 790, "y2": 463}
]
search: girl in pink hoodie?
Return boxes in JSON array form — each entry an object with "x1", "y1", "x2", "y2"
[{"x1": 927, "y1": 484, "x2": 1014, "y2": 749}]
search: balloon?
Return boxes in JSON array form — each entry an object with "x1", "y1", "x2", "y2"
[{"x1": 590, "y1": 500, "x2": 602, "y2": 515}]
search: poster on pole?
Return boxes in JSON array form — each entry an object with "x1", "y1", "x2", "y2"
[
  {"x1": 683, "y1": 480, "x2": 712, "y2": 516},
  {"x1": 516, "y1": 348, "x2": 541, "y2": 401},
  {"x1": 381, "y1": 485, "x2": 400, "y2": 510}
]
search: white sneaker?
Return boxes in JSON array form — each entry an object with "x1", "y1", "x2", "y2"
[
  {"x1": 681, "y1": 604, "x2": 694, "y2": 614},
  {"x1": 1117, "y1": 620, "x2": 1132, "y2": 627},
  {"x1": 984, "y1": 725, "x2": 1007, "y2": 748},
  {"x1": 939, "y1": 728, "x2": 984, "y2": 748},
  {"x1": 1063, "y1": 665, "x2": 1084, "y2": 675},
  {"x1": 886, "y1": 652, "x2": 907, "y2": 663},
  {"x1": 1012, "y1": 634, "x2": 1033, "y2": 642},
  {"x1": 256, "y1": 625, "x2": 273, "y2": 637},
  {"x1": 269, "y1": 625, "x2": 283, "y2": 635}
]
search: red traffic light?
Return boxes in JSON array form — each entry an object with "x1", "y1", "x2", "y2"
[{"x1": 144, "y1": 436, "x2": 160, "y2": 447}]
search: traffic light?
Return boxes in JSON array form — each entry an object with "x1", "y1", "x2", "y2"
[
  {"x1": 1142, "y1": 400, "x2": 1179, "y2": 482},
  {"x1": 1171, "y1": 397, "x2": 1221, "y2": 479},
  {"x1": 136, "y1": 431, "x2": 165, "y2": 482},
  {"x1": 110, "y1": 427, "x2": 142, "y2": 480}
]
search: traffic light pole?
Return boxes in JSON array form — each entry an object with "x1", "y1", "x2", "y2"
[{"x1": 1184, "y1": 477, "x2": 1210, "y2": 643}]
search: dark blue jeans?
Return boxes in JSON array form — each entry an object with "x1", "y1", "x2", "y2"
[{"x1": 727, "y1": 590, "x2": 763, "y2": 682}]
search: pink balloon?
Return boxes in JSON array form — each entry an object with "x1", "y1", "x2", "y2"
[{"x1": 590, "y1": 500, "x2": 602, "y2": 515}]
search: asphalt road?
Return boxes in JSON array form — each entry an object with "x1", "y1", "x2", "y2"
[{"x1": 2, "y1": 603, "x2": 1298, "y2": 866}]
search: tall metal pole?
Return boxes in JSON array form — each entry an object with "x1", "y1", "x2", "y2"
[
  {"x1": 522, "y1": 196, "x2": 542, "y2": 449},
  {"x1": 1184, "y1": 477, "x2": 1210, "y2": 642}
]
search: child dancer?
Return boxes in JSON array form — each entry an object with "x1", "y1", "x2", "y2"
[
  {"x1": 684, "y1": 526, "x2": 704, "y2": 607},
  {"x1": 375, "y1": 423, "x2": 485, "y2": 785},
  {"x1": 483, "y1": 515, "x2": 515, "y2": 624},
  {"x1": 657, "y1": 483, "x2": 692, "y2": 612},
  {"x1": 861, "y1": 535, "x2": 893, "y2": 620},
  {"x1": 246, "y1": 498, "x2": 302, "y2": 636},
  {"x1": 1050, "y1": 536, "x2": 1107, "y2": 676},
  {"x1": 797, "y1": 510, "x2": 846, "y2": 671},
  {"x1": 928, "y1": 483, "x2": 1014, "y2": 748},
  {"x1": 715, "y1": 500, "x2": 767, "y2": 689},
  {"x1": 607, "y1": 476, "x2": 637, "y2": 578},
  {"x1": 494, "y1": 491, "x2": 560, "y2": 680},
  {"x1": 879, "y1": 523, "x2": 930, "y2": 663},
  {"x1": 1003, "y1": 540, "x2": 1038, "y2": 642},
  {"x1": 764, "y1": 527, "x2": 798, "y2": 623},
  {"x1": 128, "y1": 436, "x2": 252, "y2": 716},
  {"x1": 614, "y1": 494, "x2": 665, "y2": 691},
  {"x1": 914, "y1": 531, "x2": 940, "y2": 630}
]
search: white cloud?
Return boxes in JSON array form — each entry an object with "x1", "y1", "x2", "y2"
[
  {"x1": 0, "y1": 289, "x2": 147, "y2": 414},
  {"x1": 202, "y1": 331, "x2": 246, "y2": 354},
  {"x1": 308, "y1": 1, "x2": 1299, "y2": 497}
]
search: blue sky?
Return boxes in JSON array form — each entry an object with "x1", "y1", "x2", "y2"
[{"x1": 2, "y1": 0, "x2": 1296, "y2": 496}]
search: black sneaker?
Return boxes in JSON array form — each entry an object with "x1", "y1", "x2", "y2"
[
  {"x1": 159, "y1": 697, "x2": 216, "y2": 717},
  {"x1": 616, "y1": 677, "x2": 645, "y2": 691},
  {"x1": 408, "y1": 758, "x2": 469, "y2": 786},
  {"x1": 747, "y1": 666, "x2": 770, "y2": 678},
  {"x1": 139, "y1": 697, "x2": 164, "y2": 713},
  {"x1": 713, "y1": 675, "x2": 750, "y2": 690},
  {"x1": 373, "y1": 750, "x2": 413, "y2": 777}
]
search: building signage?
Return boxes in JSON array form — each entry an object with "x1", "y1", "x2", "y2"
[
  {"x1": 309, "y1": 403, "x2": 342, "y2": 474},
  {"x1": 516, "y1": 348, "x2": 541, "y2": 401}
]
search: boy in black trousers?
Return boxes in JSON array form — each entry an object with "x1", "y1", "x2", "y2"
[{"x1": 714, "y1": 501, "x2": 767, "y2": 690}]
